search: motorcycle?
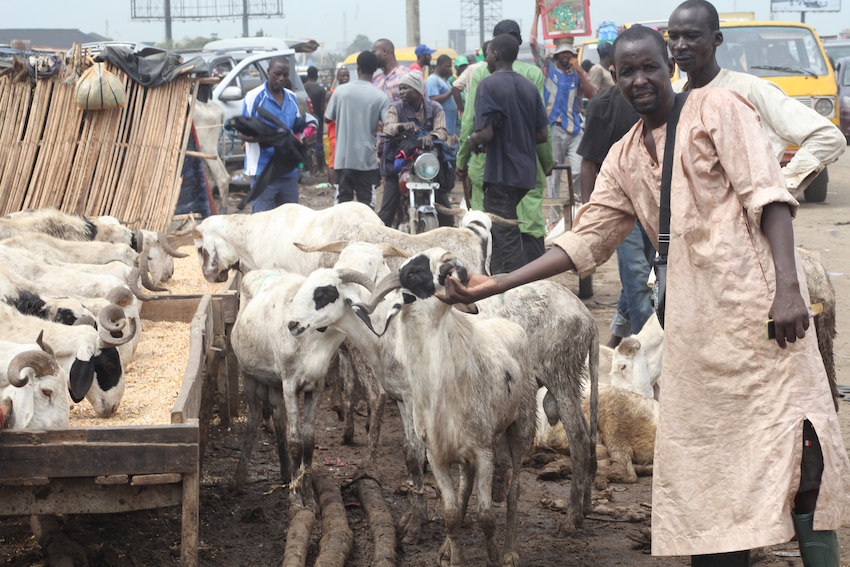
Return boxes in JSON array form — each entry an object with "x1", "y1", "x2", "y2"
[{"x1": 382, "y1": 130, "x2": 452, "y2": 234}]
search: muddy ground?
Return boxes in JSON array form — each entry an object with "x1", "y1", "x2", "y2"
[{"x1": 3, "y1": 153, "x2": 850, "y2": 566}]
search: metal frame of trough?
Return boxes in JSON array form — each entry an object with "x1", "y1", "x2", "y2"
[{"x1": 0, "y1": 272, "x2": 241, "y2": 567}]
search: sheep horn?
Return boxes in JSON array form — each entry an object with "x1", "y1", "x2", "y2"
[
  {"x1": 133, "y1": 229, "x2": 145, "y2": 254},
  {"x1": 375, "y1": 243, "x2": 412, "y2": 259},
  {"x1": 157, "y1": 231, "x2": 189, "y2": 258},
  {"x1": 138, "y1": 252, "x2": 170, "y2": 293},
  {"x1": 171, "y1": 216, "x2": 198, "y2": 237},
  {"x1": 119, "y1": 216, "x2": 142, "y2": 226},
  {"x1": 434, "y1": 203, "x2": 466, "y2": 217},
  {"x1": 293, "y1": 241, "x2": 349, "y2": 255},
  {"x1": 107, "y1": 286, "x2": 134, "y2": 307},
  {"x1": 73, "y1": 315, "x2": 97, "y2": 328},
  {"x1": 337, "y1": 270, "x2": 375, "y2": 292},
  {"x1": 35, "y1": 330, "x2": 55, "y2": 357},
  {"x1": 128, "y1": 269, "x2": 156, "y2": 301},
  {"x1": 98, "y1": 304, "x2": 127, "y2": 333},
  {"x1": 7, "y1": 348, "x2": 57, "y2": 387},
  {"x1": 99, "y1": 315, "x2": 137, "y2": 347},
  {"x1": 484, "y1": 212, "x2": 527, "y2": 227},
  {"x1": 351, "y1": 272, "x2": 402, "y2": 314}
]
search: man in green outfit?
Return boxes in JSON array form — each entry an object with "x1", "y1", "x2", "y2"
[{"x1": 456, "y1": 19, "x2": 554, "y2": 268}]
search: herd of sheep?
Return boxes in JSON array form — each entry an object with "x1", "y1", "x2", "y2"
[{"x1": 1, "y1": 202, "x2": 837, "y2": 566}]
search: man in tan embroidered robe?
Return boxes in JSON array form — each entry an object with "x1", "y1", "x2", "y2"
[{"x1": 439, "y1": 25, "x2": 850, "y2": 566}]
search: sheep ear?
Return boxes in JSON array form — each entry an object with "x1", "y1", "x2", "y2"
[
  {"x1": 452, "y1": 302, "x2": 479, "y2": 315},
  {"x1": 69, "y1": 359, "x2": 95, "y2": 403}
]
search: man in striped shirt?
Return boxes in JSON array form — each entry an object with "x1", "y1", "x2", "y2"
[{"x1": 530, "y1": 3, "x2": 596, "y2": 211}]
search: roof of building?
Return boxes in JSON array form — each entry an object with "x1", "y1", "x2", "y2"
[{"x1": 0, "y1": 29, "x2": 101, "y2": 50}]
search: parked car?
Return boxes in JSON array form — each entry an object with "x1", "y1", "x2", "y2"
[
  {"x1": 716, "y1": 21, "x2": 838, "y2": 201},
  {"x1": 833, "y1": 56, "x2": 850, "y2": 142},
  {"x1": 823, "y1": 39, "x2": 850, "y2": 64}
]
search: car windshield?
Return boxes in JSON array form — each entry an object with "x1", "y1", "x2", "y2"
[
  {"x1": 580, "y1": 44, "x2": 600, "y2": 65},
  {"x1": 717, "y1": 26, "x2": 829, "y2": 77},
  {"x1": 826, "y1": 44, "x2": 850, "y2": 61}
]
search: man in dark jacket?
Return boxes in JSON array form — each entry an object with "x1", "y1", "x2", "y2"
[{"x1": 379, "y1": 70, "x2": 452, "y2": 227}]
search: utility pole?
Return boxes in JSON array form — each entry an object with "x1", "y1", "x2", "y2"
[
  {"x1": 479, "y1": 0, "x2": 485, "y2": 47},
  {"x1": 164, "y1": 0, "x2": 172, "y2": 42},
  {"x1": 406, "y1": 0, "x2": 421, "y2": 46},
  {"x1": 243, "y1": 0, "x2": 250, "y2": 37}
]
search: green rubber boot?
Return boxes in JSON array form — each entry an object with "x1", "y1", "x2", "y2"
[{"x1": 793, "y1": 511, "x2": 840, "y2": 567}]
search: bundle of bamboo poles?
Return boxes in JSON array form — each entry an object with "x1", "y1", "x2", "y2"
[{"x1": 0, "y1": 43, "x2": 203, "y2": 231}]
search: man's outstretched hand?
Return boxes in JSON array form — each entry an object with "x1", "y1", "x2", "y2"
[{"x1": 437, "y1": 273, "x2": 503, "y2": 305}]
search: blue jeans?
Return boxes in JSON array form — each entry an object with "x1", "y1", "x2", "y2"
[
  {"x1": 610, "y1": 222, "x2": 656, "y2": 337},
  {"x1": 250, "y1": 174, "x2": 299, "y2": 213}
]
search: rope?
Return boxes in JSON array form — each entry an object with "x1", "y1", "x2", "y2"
[{"x1": 289, "y1": 465, "x2": 308, "y2": 492}]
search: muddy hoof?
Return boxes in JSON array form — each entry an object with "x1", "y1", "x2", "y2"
[{"x1": 437, "y1": 539, "x2": 453, "y2": 567}]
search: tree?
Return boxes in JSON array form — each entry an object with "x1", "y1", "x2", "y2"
[
  {"x1": 345, "y1": 34, "x2": 372, "y2": 57},
  {"x1": 255, "y1": 28, "x2": 265, "y2": 37}
]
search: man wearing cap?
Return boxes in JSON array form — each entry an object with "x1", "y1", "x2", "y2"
[
  {"x1": 457, "y1": 21, "x2": 553, "y2": 267},
  {"x1": 530, "y1": 1, "x2": 597, "y2": 218},
  {"x1": 379, "y1": 70, "x2": 451, "y2": 227},
  {"x1": 587, "y1": 41, "x2": 615, "y2": 91},
  {"x1": 410, "y1": 44, "x2": 436, "y2": 78},
  {"x1": 426, "y1": 55, "x2": 459, "y2": 141},
  {"x1": 372, "y1": 39, "x2": 411, "y2": 103}
]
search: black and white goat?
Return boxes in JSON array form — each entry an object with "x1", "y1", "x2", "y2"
[{"x1": 350, "y1": 249, "x2": 536, "y2": 567}]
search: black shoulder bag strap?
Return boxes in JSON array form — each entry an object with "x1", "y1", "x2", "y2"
[{"x1": 654, "y1": 91, "x2": 690, "y2": 329}]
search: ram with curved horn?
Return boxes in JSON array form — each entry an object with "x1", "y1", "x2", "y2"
[
  {"x1": 0, "y1": 302, "x2": 134, "y2": 417},
  {"x1": 298, "y1": 245, "x2": 601, "y2": 541},
  {"x1": 434, "y1": 203, "x2": 526, "y2": 227},
  {"x1": 138, "y1": 254, "x2": 170, "y2": 293},
  {"x1": 230, "y1": 243, "x2": 390, "y2": 501},
  {"x1": 0, "y1": 333, "x2": 70, "y2": 429}
]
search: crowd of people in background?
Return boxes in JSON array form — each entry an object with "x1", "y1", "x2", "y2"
[{"x1": 234, "y1": 0, "x2": 850, "y2": 564}]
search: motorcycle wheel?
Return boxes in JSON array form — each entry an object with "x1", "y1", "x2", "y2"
[{"x1": 415, "y1": 214, "x2": 439, "y2": 234}]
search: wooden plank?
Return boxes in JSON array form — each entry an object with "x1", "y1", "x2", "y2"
[
  {"x1": 0, "y1": 442, "x2": 198, "y2": 479},
  {"x1": 96, "y1": 475, "x2": 129, "y2": 485},
  {"x1": 171, "y1": 295, "x2": 212, "y2": 423},
  {"x1": 0, "y1": 424, "x2": 198, "y2": 446},
  {"x1": 0, "y1": 477, "x2": 182, "y2": 515},
  {"x1": 181, "y1": 471, "x2": 200, "y2": 567},
  {"x1": 131, "y1": 473, "x2": 182, "y2": 485},
  {"x1": 139, "y1": 293, "x2": 237, "y2": 324},
  {"x1": 0, "y1": 477, "x2": 49, "y2": 486},
  {"x1": 201, "y1": 343, "x2": 224, "y2": 462}
]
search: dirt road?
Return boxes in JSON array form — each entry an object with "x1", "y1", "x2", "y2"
[{"x1": 2, "y1": 153, "x2": 850, "y2": 566}]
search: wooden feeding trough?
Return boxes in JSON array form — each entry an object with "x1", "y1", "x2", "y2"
[{"x1": 0, "y1": 274, "x2": 241, "y2": 567}]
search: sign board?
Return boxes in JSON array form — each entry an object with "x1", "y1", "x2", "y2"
[
  {"x1": 540, "y1": 0, "x2": 592, "y2": 38},
  {"x1": 770, "y1": 0, "x2": 841, "y2": 12}
]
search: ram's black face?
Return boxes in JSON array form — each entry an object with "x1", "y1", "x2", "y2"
[
  {"x1": 93, "y1": 348, "x2": 123, "y2": 391},
  {"x1": 399, "y1": 255, "x2": 436, "y2": 299},
  {"x1": 313, "y1": 284, "x2": 340, "y2": 310}
]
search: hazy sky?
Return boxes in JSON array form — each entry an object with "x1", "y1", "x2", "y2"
[{"x1": 4, "y1": 0, "x2": 847, "y2": 53}]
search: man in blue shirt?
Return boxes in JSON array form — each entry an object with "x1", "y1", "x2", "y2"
[
  {"x1": 241, "y1": 56, "x2": 301, "y2": 213},
  {"x1": 425, "y1": 55, "x2": 458, "y2": 142},
  {"x1": 542, "y1": 42, "x2": 596, "y2": 217}
]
